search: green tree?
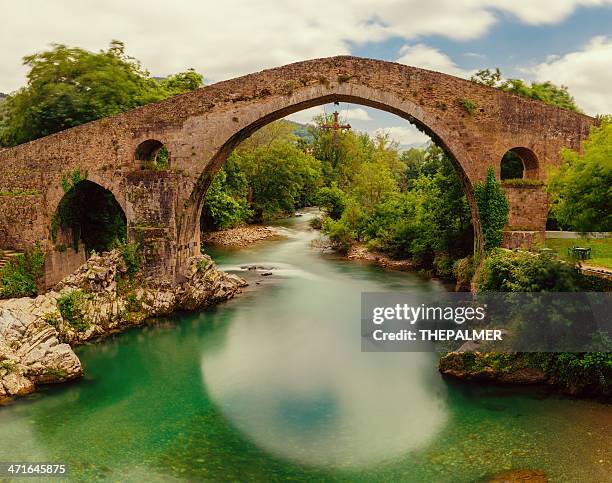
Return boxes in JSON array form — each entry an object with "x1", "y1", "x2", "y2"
[
  {"x1": 548, "y1": 117, "x2": 612, "y2": 232},
  {"x1": 352, "y1": 160, "x2": 397, "y2": 209},
  {"x1": 474, "y1": 167, "x2": 509, "y2": 251},
  {"x1": 234, "y1": 141, "x2": 322, "y2": 221},
  {"x1": 0, "y1": 41, "x2": 202, "y2": 146},
  {"x1": 471, "y1": 68, "x2": 580, "y2": 112},
  {"x1": 201, "y1": 158, "x2": 252, "y2": 230},
  {"x1": 316, "y1": 185, "x2": 346, "y2": 220}
]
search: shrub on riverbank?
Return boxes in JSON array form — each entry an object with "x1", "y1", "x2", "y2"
[
  {"x1": 57, "y1": 290, "x2": 91, "y2": 332},
  {"x1": 475, "y1": 248, "x2": 582, "y2": 292},
  {"x1": 0, "y1": 246, "x2": 44, "y2": 298}
]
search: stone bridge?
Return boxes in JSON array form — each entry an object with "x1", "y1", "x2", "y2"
[{"x1": 0, "y1": 56, "x2": 596, "y2": 287}]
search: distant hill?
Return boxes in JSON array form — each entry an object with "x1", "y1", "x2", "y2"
[{"x1": 283, "y1": 119, "x2": 314, "y2": 142}]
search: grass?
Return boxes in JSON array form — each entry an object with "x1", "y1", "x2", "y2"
[{"x1": 545, "y1": 237, "x2": 612, "y2": 270}]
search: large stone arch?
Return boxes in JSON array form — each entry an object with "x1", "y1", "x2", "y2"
[{"x1": 176, "y1": 84, "x2": 485, "y2": 273}]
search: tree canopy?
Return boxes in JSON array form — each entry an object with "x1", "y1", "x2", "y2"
[
  {"x1": 471, "y1": 68, "x2": 580, "y2": 112},
  {"x1": 0, "y1": 41, "x2": 203, "y2": 146},
  {"x1": 548, "y1": 116, "x2": 612, "y2": 232}
]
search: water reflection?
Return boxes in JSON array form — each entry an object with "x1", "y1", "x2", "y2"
[{"x1": 201, "y1": 212, "x2": 449, "y2": 468}]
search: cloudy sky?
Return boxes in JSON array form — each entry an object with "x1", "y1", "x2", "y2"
[{"x1": 2, "y1": 1, "x2": 611, "y2": 147}]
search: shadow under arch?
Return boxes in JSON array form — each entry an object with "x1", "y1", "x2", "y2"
[
  {"x1": 178, "y1": 89, "x2": 485, "y2": 272},
  {"x1": 52, "y1": 178, "x2": 127, "y2": 255},
  {"x1": 500, "y1": 146, "x2": 539, "y2": 180}
]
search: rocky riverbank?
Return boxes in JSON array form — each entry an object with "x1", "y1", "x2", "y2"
[
  {"x1": 346, "y1": 244, "x2": 417, "y2": 270},
  {"x1": 438, "y1": 351, "x2": 611, "y2": 398},
  {"x1": 0, "y1": 250, "x2": 246, "y2": 402},
  {"x1": 202, "y1": 225, "x2": 282, "y2": 247}
]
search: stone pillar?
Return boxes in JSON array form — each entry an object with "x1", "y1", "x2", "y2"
[
  {"x1": 502, "y1": 184, "x2": 549, "y2": 231},
  {"x1": 501, "y1": 183, "x2": 548, "y2": 250},
  {"x1": 125, "y1": 171, "x2": 180, "y2": 286}
]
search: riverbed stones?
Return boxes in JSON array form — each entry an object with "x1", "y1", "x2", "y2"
[{"x1": 202, "y1": 225, "x2": 281, "y2": 246}]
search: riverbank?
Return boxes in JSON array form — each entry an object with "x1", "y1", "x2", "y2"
[
  {"x1": 346, "y1": 243, "x2": 418, "y2": 270},
  {"x1": 0, "y1": 250, "x2": 246, "y2": 403},
  {"x1": 439, "y1": 351, "x2": 612, "y2": 398},
  {"x1": 201, "y1": 225, "x2": 282, "y2": 247}
]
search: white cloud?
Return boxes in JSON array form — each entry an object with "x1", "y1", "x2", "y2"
[
  {"x1": 530, "y1": 36, "x2": 612, "y2": 115},
  {"x1": 286, "y1": 106, "x2": 371, "y2": 125},
  {"x1": 344, "y1": 108, "x2": 372, "y2": 121},
  {"x1": 396, "y1": 44, "x2": 474, "y2": 78},
  {"x1": 374, "y1": 126, "x2": 430, "y2": 147},
  {"x1": 1, "y1": 1, "x2": 612, "y2": 92},
  {"x1": 286, "y1": 107, "x2": 325, "y2": 125}
]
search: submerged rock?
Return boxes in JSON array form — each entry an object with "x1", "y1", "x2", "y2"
[{"x1": 0, "y1": 250, "x2": 247, "y2": 402}]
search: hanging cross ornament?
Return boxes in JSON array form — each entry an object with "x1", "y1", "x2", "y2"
[{"x1": 320, "y1": 104, "x2": 351, "y2": 146}]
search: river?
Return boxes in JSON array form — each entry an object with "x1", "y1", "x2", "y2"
[{"x1": 0, "y1": 212, "x2": 610, "y2": 482}]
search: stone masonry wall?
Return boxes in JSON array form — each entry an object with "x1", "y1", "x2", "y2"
[{"x1": 502, "y1": 184, "x2": 550, "y2": 231}]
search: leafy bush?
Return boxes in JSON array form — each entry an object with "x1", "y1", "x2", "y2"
[
  {"x1": 0, "y1": 246, "x2": 44, "y2": 298},
  {"x1": 453, "y1": 256, "x2": 475, "y2": 289},
  {"x1": 316, "y1": 185, "x2": 346, "y2": 220},
  {"x1": 475, "y1": 167, "x2": 509, "y2": 251},
  {"x1": 201, "y1": 162, "x2": 251, "y2": 230},
  {"x1": 57, "y1": 290, "x2": 90, "y2": 332},
  {"x1": 321, "y1": 217, "x2": 355, "y2": 254},
  {"x1": 534, "y1": 352, "x2": 612, "y2": 395},
  {"x1": 309, "y1": 216, "x2": 323, "y2": 230},
  {"x1": 548, "y1": 116, "x2": 612, "y2": 232},
  {"x1": 458, "y1": 98, "x2": 477, "y2": 115},
  {"x1": 110, "y1": 239, "x2": 141, "y2": 277},
  {"x1": 476, "y1": 248, "x2": 581, "y2": 292},
  {"x1": 43, "y1": 311, "x2": 61, "y2": 327}
]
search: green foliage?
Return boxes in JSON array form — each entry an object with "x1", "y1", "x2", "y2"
[
  {"x1": 453, "y1": 256, "x2": 475, "y2": 289},
  {"x1": 57, "y1": 290, "x2": 90, "y2": 332},
  {"x1": 43, "y1": 311, "x2": 61, "y2": 327},
  {"x1": 233, "y1": 139, "x2": 322, "y2": 221},
  {"x1": 0, "y1": 360, "x2": 17, "y2": 373},
  {"x1": 458, "y1": 98, "x2": 477, "y2": 116},
  {"x1": 196, "y1": 258, "x2": 212, "y2": 273},
  {"x1": 476, "y1": 248, "x2": 581, "y2": 292},
  {"x1": 533, "y1": 352, "x2": 612, "y2": 395},
  {"x1": 56, "y1": 179, "x2": 126, "y2": 253},
  {"x1": 500, "y1": 150, "x2": 524, "y2": 180},
  {"x1": 318, "y1": 143, "x2": 473, "y2": 268},
  {"x1": 474, "y1": 167, "x2": 509, "y2": 251},
  {"x1": 0, "y1": 246, "x2": 44, "y2": 298},
  {"x1": 471, "y1": 68, "x2": 580, "y2": 112},
  {"x1": 316, "y1": 185, "x2": 346, "y2": 220},
  {"x1": 152, "y1": 146, "x2": 170, "y2": 170},
  {"x1": 548, "y1": 117, "x2": 612, "y2": 232},
  {"x1": 321, "y1": 217, "x2": 355, "y2": 254},
  {"x1": 201, "y1": 158, "x2": 251, "y2": 230},
  {"x1": 0, "y1": 41, "x2": 203, "y2": 147},
  {"x1": 110, "y1": 239, "x2": 141, "y2": 276}
]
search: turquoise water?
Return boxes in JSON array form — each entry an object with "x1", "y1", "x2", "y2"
[{"x1": 0, "y1": 213, "x2": 610, "y2": 482}]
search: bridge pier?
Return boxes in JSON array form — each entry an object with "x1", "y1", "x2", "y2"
[{"x1": 125, "y1": 171, "x2": 181, "y2": 286}]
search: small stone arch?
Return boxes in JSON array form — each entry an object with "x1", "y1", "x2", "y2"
[
  {"x1": 500, "y1": 147, "x2": 539, "y2": 180},
  {"x1": 135, "y1": 139, "x2": 170, "y2": 170},
  {"x1": 52, "y1": 179, "x2": 127, "y2": 255}
]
